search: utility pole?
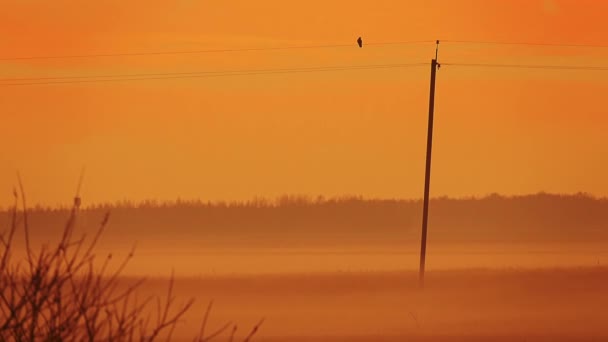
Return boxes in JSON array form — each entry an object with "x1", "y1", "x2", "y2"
[{"x1": 419, "y1": 41, "x2": 440, "y2": 288}]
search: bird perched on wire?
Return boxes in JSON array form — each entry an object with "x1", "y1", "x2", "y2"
[{"x1": 357, "y1": 37, "x2": 363, "y2": 48}]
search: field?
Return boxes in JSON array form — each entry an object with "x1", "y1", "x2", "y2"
[
  {"x1": 135, "y1": 268, "x2": 608, "y2": 341},
  {"x1": 3, "y1": 195, "x2": 607, "y2": 340}
]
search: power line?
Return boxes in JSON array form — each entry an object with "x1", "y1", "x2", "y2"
[
  {"x1": 0, "y1": 63, "x2": 426, "y2": 82},
  {"x1": 0, "y1": 41, "x2": 433, "y2": 61},
  {"x1": 0, "y1": 63, "x2": 428, "y2": 86},
  {"x1": 4, "y1": 39, "x2": 608, "y2": 61},
  {"x1": 443, "y1": 40, "x2": 608, "y2": 49},
  {"x1": 4, "y1": 61, "x2": 607, "y2": 86},
  {"x1": 442, "y1": 62, "x2": 608, "y2": 71}
]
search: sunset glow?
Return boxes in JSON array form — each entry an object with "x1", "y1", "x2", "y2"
[{"x1": 2, "y1": 0, "x2": 608, "y2": 206}]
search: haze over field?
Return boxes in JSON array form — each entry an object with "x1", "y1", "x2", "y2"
[
  {"x1": 4, "y1": 193, "x2": 607, "y2": 275},
  {"x1": 140, "y1": 269, "x2": 608, "y2": 341},
  {"x1": 4, "y1": 193, "x2": 608, "y2": 340}
]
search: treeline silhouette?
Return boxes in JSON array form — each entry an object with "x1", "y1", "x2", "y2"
[{"x1": 3, "y1": 193, "x2": 607, "y2": 248}]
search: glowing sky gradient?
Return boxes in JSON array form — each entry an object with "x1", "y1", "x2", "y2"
[{"x1": 1, "y1": 0, "x2": 608, "y2": 206}]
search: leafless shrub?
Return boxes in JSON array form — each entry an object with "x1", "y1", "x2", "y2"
[{"x1": 0, "y1": 182, "x2": 263, "y2": 341}]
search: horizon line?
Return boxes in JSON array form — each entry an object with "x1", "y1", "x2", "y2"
[{"x1": 2, "y1": 191, "x2": 605, "y2": 211}]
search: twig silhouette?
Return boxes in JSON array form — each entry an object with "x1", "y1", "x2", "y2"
[{"x1": 0, "y1": 188, "x2": 262, "y2": 341}]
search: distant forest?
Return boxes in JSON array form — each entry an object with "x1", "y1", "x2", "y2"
[{"x1": 2, "y1": 193, "x2": 607, "y2": 247}]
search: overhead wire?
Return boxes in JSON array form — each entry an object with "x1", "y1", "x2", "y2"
[
  {"x1": 0, "y1": 62, "x2": 428, "y2": 86},
  {"x1": 4, "y1": 61, "x2": 608, "y2": 87},
  {"x1": 3, "y1": 39, "x2": 606, "y2": 62},
  {"x1": 442, "y1": 40, "x2": 608, "y2": 49},
  {"x1": 4, "y1": 39, "x2": 608, "y2": 86},
  {"x1": 2, "y1": 39, "x2": 608, "y2": 62},
  {"x1": 442, "y1": 62, "x2": 608, "y2": 71},
  {"x1": 0, "y1": 40, "x2": 434, "y2": 61},
  {"x1": 0, "y1": 63, "x2": 428, "y2": 82}
]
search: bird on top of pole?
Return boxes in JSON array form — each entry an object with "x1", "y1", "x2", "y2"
[{"x1": 357, "y1": 37, "x2": 363, "y2": 48}]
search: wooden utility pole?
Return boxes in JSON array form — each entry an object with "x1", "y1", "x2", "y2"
[{"x1": 419, "y1": 41, "x2": 440, "y2": 288}]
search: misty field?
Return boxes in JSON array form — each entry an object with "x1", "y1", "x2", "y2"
[
  {"x1": 3, "y1": 193, "x2": 608, "y2": 340},
  {"x1": 139, "y1": 268, "x2": 608, "y2": 341}
]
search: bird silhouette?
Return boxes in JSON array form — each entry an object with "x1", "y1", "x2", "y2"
[{"x1": 357, "y1": 37, "x2": 363, "y2": 48}]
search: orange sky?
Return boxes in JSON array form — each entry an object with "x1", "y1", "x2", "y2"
[{"x1": 1, "y1": 0, "x2": 608, "y2": 207}]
